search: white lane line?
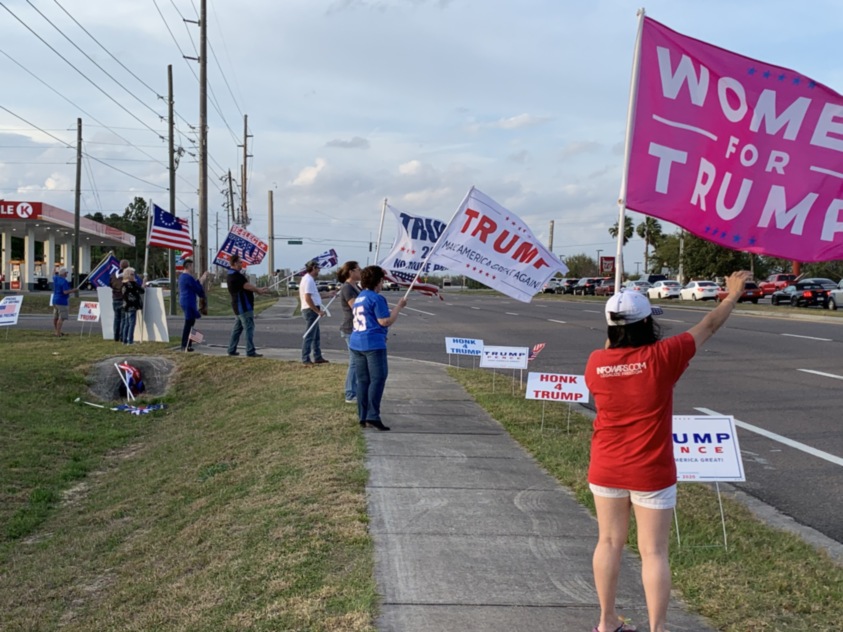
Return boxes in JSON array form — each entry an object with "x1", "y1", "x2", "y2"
[
  {"x1": 405, "y1": 306, "x2": 436, "y2": 316},
  {"x1": 470, "y1": 306, "x2": 481, "y2": 310},
  {"x1": 781, "y1": 333, "x2": 832, "y2": 342},
  {"x1": 583, "y1": 309, "x2": 601, "y2": 314},
  {"x1": 695, "y1": 407, "x2": 843, "y2": 468},
  {"x1": 660, "y1": 318, "x2": 685, "y2": 323},
  {"x1": 548, "y1": 319, "x2": 567, "y2": 325},
  {"x1": 798, "y1": 369, "x2": 843, "y2": 381},
  {"x1": 505, "y1": 312, "x2": 519, "y2": 316}
]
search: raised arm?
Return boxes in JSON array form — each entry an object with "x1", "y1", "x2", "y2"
[
  {"x1": 377, "y1": 296, "x2": 407, "y2": 327},
  {"x1": 688, "y1": 270, "x2": 751, "y2": 348}
]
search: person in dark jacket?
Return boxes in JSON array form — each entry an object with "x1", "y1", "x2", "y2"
[
  {"x1": 178, "y1": 257, "x2": 208, "y2": 352},
  {"x1": 226, "y1": 254, "x2": 270, "y2": 357},
  {"x1": 120, "y1": 267, "x2": 145, "y2": 345},
  {"x1": 109, "y1": 259, "x2": 130, "y2": 341}
]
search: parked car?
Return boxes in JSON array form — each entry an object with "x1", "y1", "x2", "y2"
[
  {"x1": 316, "y1": 282, "x2": 330, "y2": 292},
  {"x1": 624, "y1": 280, "x2": 652, "y2": 294},
  {"x1": 828, "y1": 280, "x2": 843, "y2": 310},
  {"x1": 146, "y1": 278, "x2": 171, "y2": 288},
  {"x1": 680, "y1": 280, "x2": 719, "y2": 301},
  {"x1": 770, "y1": 282, "x2": 829, "y2": 307},
  {"x1": 382, "y1": 280, "x2": 400, "y2": 291},
  {"x1": 542, "y1": 278, "x2": 563, "y2": 293},
  {"x1": 715, "y1": 281, "x2": 763, "y2": 303},
  {"x1": 642, "y1": 274, "x2": 667, "y2": 285},
  {"x1": 573, "y1": 277, "x2": 603, "y2": 296},
  {"x1": 559, "y1": 278, "x2": 579, "y2": 294},
  {"x1": 647, "y1": 280, "x2": 681, "y2": 300},
  {"x1": 287, "y1": 281, "x2": 299, "y2": 291},
  {"x1": 594, "y1": 279, "x2": 615, "y2": 296},
  {"x1": 799, "y1": 277, "x2": 838, "y2": 290},
  {"x1": 759, "y1": 273, "x2": 797, "y2": 296}
]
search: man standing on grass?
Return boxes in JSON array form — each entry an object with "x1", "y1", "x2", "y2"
[
  {"x1": 51, "y1": 267, "x2": 76, "y2": 337},
  {"x1": 299, "y1": 260, "x2": 329, "y2": 366},
  {"x1": 226, "y1": 254, "x2": 270, "y2": 358}
]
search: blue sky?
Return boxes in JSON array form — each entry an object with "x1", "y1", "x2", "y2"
[{"x1": 2, "y1": 0, "x2": 842, "y2": 275}]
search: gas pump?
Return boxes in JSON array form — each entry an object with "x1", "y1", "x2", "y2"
[{"x1": 10, "y1": 259, "x2": 22, "y2": 291}]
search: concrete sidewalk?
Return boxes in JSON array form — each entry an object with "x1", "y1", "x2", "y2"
[{"x1": 367, "y1": 355, "x2": 715, "y2": 632}]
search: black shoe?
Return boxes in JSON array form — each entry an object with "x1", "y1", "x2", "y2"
[
  {"x1": 314, "y1": 358, "x2": 330, "y2": 364},
  {"x1": 366, "y1": 420, "x2": 390, "y2": 431},
  {"x1": 359, "y1": 420, "x2": 368, "y2": 429},
  {"x1": 228, "y1": 351, "x2": 240, "y2": 356},
  {"x1": 181, "y1": 347, "x2": 195, "y2": 352},
  {"x1": 247, "y1": 353, "x2": 263, "y2": 358}
]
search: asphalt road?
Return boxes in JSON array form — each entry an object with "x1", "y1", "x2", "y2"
[{"x1": 16, "y1": 290, "x2": 843, "y2": 545}]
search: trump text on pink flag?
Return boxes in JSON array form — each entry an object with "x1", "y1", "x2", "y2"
[{"x1": 627, "y1": 17, "x2": 843, "y2": 262}]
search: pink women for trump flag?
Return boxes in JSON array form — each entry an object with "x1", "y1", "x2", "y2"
[{"x1": 626, "y1": 17, "x2": 843, "y2": 262}]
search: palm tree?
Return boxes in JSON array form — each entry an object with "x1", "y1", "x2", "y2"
[
  {"x1": 636, "y1": 217, "x2": 663, "y2": 273},
  {"x1": 608, "y1": 216, "x2": 634, "y2": 246}
]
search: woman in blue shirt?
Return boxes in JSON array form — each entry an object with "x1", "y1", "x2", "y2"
[
  {"x1": 349, "y1": 266, "x2": 407, "y2": 431},
  {"x1": 177, "y1": 257, "x2": 208, "y2": 352}
]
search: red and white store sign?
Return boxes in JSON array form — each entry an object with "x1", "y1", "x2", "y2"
[{"x1": 0, "y1": 202, "x2": 42, "y2": 220}]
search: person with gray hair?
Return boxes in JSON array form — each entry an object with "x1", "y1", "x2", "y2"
[{"x1": 51, "y1": 266, "x2": 76, "y2": 337}]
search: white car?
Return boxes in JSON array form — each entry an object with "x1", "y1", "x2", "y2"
[
  {"x1": 624, "y1": 280, "x2": 652, "y2": 294},
  {"x1": 680, "y1": 280, "x2": 720, "y2": 301},
  {"x1": 647, "y1": 280, "x2": 681, "y2": 300}
]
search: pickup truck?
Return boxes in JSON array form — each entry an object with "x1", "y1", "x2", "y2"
[{"x1": 759, "y1": 273, "x2": 796, "y2": 296}]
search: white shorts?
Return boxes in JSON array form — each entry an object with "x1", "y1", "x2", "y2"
[{"x1": 589, "y1": 483, "x2": 677, "y2": 510}]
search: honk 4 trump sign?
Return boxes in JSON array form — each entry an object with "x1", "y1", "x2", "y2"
[
  {"x1": 627, "y1": 17, "x2": 843, "y2": 262},
  {"x1": 526, "y1": 372, "x2": 589, "y2": 403}
]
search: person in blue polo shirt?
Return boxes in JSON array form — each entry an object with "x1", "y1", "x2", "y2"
[
  {"x1": 51, "y1": 266, "x2": 76, "y2": 337},
  {"x1": 349, "y1": 265, "x2": 407, "y2": 431},
  {"x1": 226, "y1": 254, "x2": 270, "y2": 357}
]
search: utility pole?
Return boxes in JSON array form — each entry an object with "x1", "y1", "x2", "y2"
[
  {"x1": 197, "y1": 0, "x2": 208, "y2": 276},
  {"x1": 678, "y1": 230, "x2": 685, "y2": 283},
  {"x1": 240, "y1": 114, "x2": 252, "y2": 226},
  {"x1": 167, "y1": 64, "x2": 177, "y2": 315},
  {"x1": 596, "y1": 249, "x2": 603, "y2": 276},
  {"x1": 267, "y1": 189, "x2": 275, "y2": 274},
  {"x1": 548, "y1": 220, "x2": 554, "y2": 253},
  {"x1": 215, "y1": 212, "x2": 220, "y2": 253},
  {"x1": 73, "y1": 117, "x2": 82, "y2": 288},
  {"x1": 227, "y1": 170, "x2": 236, "y2": 225}
]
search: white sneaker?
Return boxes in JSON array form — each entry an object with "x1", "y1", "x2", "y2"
[{"x1": 345, "y1": 398, "x2": 356, "y2": 404}]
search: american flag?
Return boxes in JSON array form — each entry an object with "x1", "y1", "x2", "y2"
[
  {"x1": 148, "y1": 204, "x2": 193, "y2": 254},
  {"x1": 188, "y1": 328, "x2": 204, "y2": 344},
  {"x1": 385, "y1": 269, "x2": 442, "y2": 299},
  {"x1": 113, "y1": 403, "x2": 167, "y2": 415},
  {"x1": 528, "y1": 343, "x2": 546, "y2": 361}
]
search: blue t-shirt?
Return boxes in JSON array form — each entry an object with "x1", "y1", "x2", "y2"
[
  {"x1": 349, "y1": 290, "x2": 391, "y2": 351},
  {"x1": 52, "y1": 275, "x2": 71, "y2": 306}
]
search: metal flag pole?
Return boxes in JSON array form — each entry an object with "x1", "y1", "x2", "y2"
[
  {"x1": 374, "y1": 197, "x2": 387, "y2": 264},
  {"x1": 614, "y1": 8, "x2": 647, "y2": 293},
  {"x1": 301, "y1": 293, "x2": 339, "y2": 339},
  {"x1": 143, "y1": 199, "x2": 153, "y2": 281}
]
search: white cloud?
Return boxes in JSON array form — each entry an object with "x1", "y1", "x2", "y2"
[
  {"x1": 325, "y1": 136, "x2": 370, "y2": 149},
  {"x1": 291, "y1": 158, "x2": 327, "y2": 187}
]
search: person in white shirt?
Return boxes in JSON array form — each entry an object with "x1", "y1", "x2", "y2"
[{"x1": 299, "y1": 260, "x2": 329, "y2": 365}]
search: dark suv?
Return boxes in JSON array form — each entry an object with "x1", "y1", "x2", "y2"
[{"x1": 573, "y1": 277, "x2": 603, "y2": 296}]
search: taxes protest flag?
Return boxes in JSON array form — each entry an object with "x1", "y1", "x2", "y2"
[
  {"x1": 426, "y1": 188, "x2": 568, "y2": 303},
  {"x1": 214, "y1": 225, "x2": 269, "y2": 269},
  {"x1": 626, "y1": 17, "x2": 843, "y2": 262},
  {"x1": 378, "y1": 204, "x2": 446, "y2": 298}
]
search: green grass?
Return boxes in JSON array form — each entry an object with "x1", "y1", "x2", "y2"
[
  {"x1": 0, "y1": 330, "x2": 376, "y2": 631},
  {"x1": 447, "y1": 367, "x2": 843, "y2": 631}
]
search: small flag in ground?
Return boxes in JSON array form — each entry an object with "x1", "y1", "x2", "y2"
[
  {"x1": 528, "y1": 343, "x2": 546, "y2": 361},
  {"x1": 113, "y1": 403, "x2": 167, "y2": 415},
  {"x1": 188, "y1": 328, "x2": 204, "y2": 344}
]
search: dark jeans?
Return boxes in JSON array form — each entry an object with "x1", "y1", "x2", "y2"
[
  {"x1": 340, "y1": 331, "x2": 356, "y2": 400},
  {"x1": 352, "y1": 348, "x2": 388, "y2": 422},
  {"x1": 301, "y1": 309, "x2": 324, "y2": 363},
  {"x1": 181, "y1": 317, "x2": 196, "y2": 350},
  {"x1": 228, "y1": 311, "x2": 256, "y2": 355},
  {"x1": 121, "y1": 308, "x2": 137, "y2": 344},
  {"x1": 112, "y1": 300, "x2": 123, "y2": 341}
]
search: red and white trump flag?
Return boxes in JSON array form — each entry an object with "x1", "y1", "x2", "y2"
[
  {"x1": 425, "y1": 188, "x2": 567, "y2": 303},
  {"x1": 625, "y1": 16, "x2": 843, "y2": 262}
]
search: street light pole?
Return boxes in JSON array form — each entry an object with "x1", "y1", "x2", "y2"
[
  {"x1": 635, "y1": 262, "x2": 641, "y2": 275},
  {"x1": 596, "y1": 249, "x2": 603, "y2": 275}
]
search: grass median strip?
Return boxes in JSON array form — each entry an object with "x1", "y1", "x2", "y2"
[
  {"x1": 0, "y1": 331, "x2": 376, "y2": 631},
  {"x1": 447, "y1": 367, "x2": 843, "y2": 632}
]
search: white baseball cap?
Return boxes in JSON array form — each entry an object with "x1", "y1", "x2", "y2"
[{"x1": 605, "y1": 289, "x2": 663, "y2": 326}]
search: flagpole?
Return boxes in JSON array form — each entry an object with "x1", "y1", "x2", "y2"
[
  {"x1": 143, "y1": 199, "x2": 153, "y2": 281},
  {"x1": 301, "y1": 293, "x2": 339, "y2": 339},
  {"x1": 72, "y1": 250, "x2": 114, "y2": 292},
  {"x1": 374, "y1": 197, "x2": 387, "y2": 264},
  {"x1": 400, "y1": 186, "x2": 473, "y2": 301},
  {"x1": 614, "y1": 8, "x2": 646, "y2": 293}
]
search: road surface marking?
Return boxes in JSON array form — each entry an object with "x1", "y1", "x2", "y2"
[
  {"x1": 798, "y1": 369, "x2": 843, "y2": 381},
  {"x1": 505, "y1": 312, "x2": 519, "y2": 316},
  {"x1": 583, "y1": 309, "x2": 601, "y2": 314},
  {"x1": 405, "y1": 306, "x2": 436, "y2": 316},
  {"x1": 471, "y1": 306, "x2": 481, "y2": 310},
  {"x1": 660, "y1": 318, "x2": 685, "y2": 323},
  {"x1": 547, "y1": 319, "x2": 567, "y2": 324},
  {"x1": 695, "y1": 407, "x2": 843, "y2": 468},
  {"x1": 781, "y1": 333, "x2": 832, "y2": 342}
]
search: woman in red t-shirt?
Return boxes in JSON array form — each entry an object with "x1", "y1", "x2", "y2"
[{"x1": 585, "y1": 271, "x2": 750, "y2": 632}]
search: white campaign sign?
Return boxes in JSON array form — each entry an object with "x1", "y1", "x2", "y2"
[
  {"x1": 0, "y1": 295, "x2": 23, "y2": 326},
  {"x1": 525, "y1": 372, "x2": 589, "y2": 403},
  {"x1": 445, "y1": 337, "x2": 484, "y2": 356},
  {"x1": 77, "y1": 301, "x2": 101, "y2": 322},
  {"x1": 673, "y1": 415, "x2": 745, "y2": 482},
  {"x1": 97, "y1": 286, "x2": 169, "y2": 342},
  {"x1": 479, "y1": 345, "x2": 529, "y2": 370}
]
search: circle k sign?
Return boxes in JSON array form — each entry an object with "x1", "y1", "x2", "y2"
[{"x1": 16, "y1": 203, "x2": 34, "y2": 218}]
